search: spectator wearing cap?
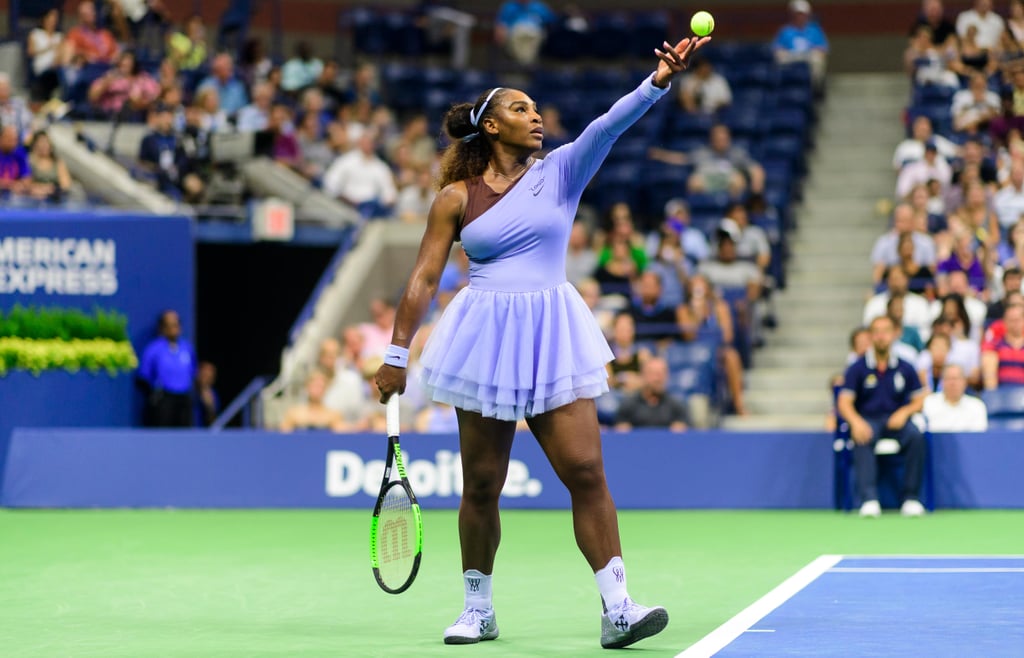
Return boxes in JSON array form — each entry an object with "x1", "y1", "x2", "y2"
[
  {"x1": 717, "y1": 202, "x2": 771, "y2": 275},
  {"x1": 677, "y1": 58, "x2": 732, "y2": 116},
  {"x1": 922, "y1": 364, "x2": 989, "y2": 431},
  {"x1": 982, "y1": 303, "x2": 1024, "y2": 389},
  {"x1": 494, "y1": 0, "x2": 555, "y2": 67},
  {"x1": 896, "y1": 139, "x2": 952, "y2": 199},
  {"x1": 893, "y1": 115, "x2": 959, "y2": 171},
  {"x1": 955, "y1": 0, "x2": 1005, "y2": 51},
  {"x1": 772, "y1": 0, "x2": 829, "y2": 89}
]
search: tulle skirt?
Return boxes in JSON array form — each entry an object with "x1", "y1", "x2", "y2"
[{"x1": 419, "y1": 282, "x2": 613, "y2": 421}]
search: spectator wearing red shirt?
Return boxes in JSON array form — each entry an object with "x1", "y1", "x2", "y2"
[
  {"x1": 982, "y1": 304, "x2": 1024, "y2": 389},
  {"x1": 63, "y1": 1, "x2": 119, "y2": 65},
  {"x1": 983, "y1": 292, "x2": 1024, "y2": 349}
]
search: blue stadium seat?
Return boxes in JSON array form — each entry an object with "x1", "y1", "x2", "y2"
[
  {"x1": 595, "y1": 390, "x2": 625, "y2": 426},
  {"x1": 628, "y1": 11, "x2": 670, "y2": 59},
  {"x1": 759, "y1": 135, "x2": 807, "y2": 175},
  {"x1": 383, "y1": 12, "x2": 424, "y2": 57},
  {"x1": 686, "y1": 191, "x2": 731, "y2": 216},
  {"x1": 760, "y1": 107, "x2": 810, "y2": 139},
  {"x1": 721, "y1": 106, "x2": 763, "y2": 140},
  {"x1": 589, "y1": 13, "x2": 632, "y2": 59},
  {"x1": 351, "y1": 9, "x2": 389, "y2": 56},
  {"x1": 541, "y1": 17, "x2": 585, "y2": 60},
  {"x1": 980, "y1": 387, "x2": 1024, "y2": 418},
  {"x1": 664, "y1": 341, "x2": 715, "y2": 371},
  {"x1": 777, "y1": 62, "x2": 812, "y2": 89}
]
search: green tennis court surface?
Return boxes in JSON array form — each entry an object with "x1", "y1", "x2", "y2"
[{"x1": 2, "y1": 510, "x2": 1022, "y2": 657}]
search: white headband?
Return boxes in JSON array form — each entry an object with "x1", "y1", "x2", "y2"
[{"x1": 470, "y1": 87, "x2": 502, "y2": 127}]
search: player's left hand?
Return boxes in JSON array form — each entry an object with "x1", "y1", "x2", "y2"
[{"x1": 653, "y1": 37, "x2": 712, "y2": 88}]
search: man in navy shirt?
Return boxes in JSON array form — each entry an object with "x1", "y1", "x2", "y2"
[
  {"x1": 837, "y1": 315, "x2": 928, "y2": 518},
  {"x1": 139, "y1": 310, "x2": 197, "y2": 427}
]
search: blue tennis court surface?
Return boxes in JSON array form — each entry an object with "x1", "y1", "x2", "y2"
[{"x1": 680, "y1": 555, "x2": 1024, "y2": 657}]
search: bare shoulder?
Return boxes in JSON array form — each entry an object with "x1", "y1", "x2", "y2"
[
  {"x1": 436, "y1": 181, "x2": 468, "y2": 210},
  {"x1": 426, "y1": 181, "x2": 468, "y2": 230}
]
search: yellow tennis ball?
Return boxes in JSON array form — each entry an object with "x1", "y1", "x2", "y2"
[{"x1": 691, "y1": 10, "x2": 715, "y2": 37}]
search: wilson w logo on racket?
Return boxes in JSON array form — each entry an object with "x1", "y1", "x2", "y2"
[{"x1": 370, "y1": 395, "x2": 423, "y2": 594}]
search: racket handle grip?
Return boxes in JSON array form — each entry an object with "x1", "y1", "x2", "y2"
[{"x1": 386, "y1": 394, "x2": 401, "y2": 436}]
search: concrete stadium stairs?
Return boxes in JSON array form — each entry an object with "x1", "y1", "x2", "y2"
[{"x1": 723, "y1": 73, "x2": 909, "y2": 431}]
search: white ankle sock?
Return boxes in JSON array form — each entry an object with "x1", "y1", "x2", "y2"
[
  {"x1": 595, "y1": 556, "x2": 629, "y2": 610},
  {"x1": 463, "y1": 569, "x2": 493, "y2": 610}
]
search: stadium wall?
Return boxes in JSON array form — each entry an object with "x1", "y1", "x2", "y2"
[{"x1": 2, "y1": 429, "x2": 1022, "y2": 510}]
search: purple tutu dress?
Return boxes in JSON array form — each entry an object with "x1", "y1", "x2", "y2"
[{"x1": 419, "y1": 75, "x2": 670, "y2": 421}]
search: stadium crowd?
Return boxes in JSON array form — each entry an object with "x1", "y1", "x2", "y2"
[
  {"x1": 839, "y1": 0, "x2": 1024, "y2": 441},
  {"x1": 1, "y1": 1, "x2": 827, "y2": 430}
]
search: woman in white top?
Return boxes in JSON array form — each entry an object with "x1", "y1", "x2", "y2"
[{"x1": 27, "y1": 9, "x2": 62, "y2": 102}]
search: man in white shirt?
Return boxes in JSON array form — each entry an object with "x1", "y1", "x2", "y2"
[
  {"x1": 864, "y1": 267, "x2": 934, "y2": 339},
  {"x1": 993, "y1": 160, "x2": 1024, "y2": 229},
  {"x1": 922, "y1": 364, "x2": 989, "y2": 431},
  {"x1": 955, "y1": 0, "x2": 1005, "y2": 50},
  {"x1": 678, "y1": 58, "x2": 732, "y2": 115},
  {"x1": 322, "y1": 130, "x2": 397, "y2": 214},
  {"x1": 892, "y1": 115, "x2": 959, "y2": 171},
  {"x1": 896, "y1": 140, "x2": 953, "y2": 199},
  {"x1": 951, "y1": 72, "x2": 1002, "y2": 134}
]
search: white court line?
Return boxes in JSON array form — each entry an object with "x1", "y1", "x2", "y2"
[
  {"x1": 675, "y1": 555, "x2": 843, "y2": 658},
  {"x1": 830, "y1": 567, "x2": 1024, "y2": 573},
  {"x1": 839, "y1": 554, "x2": 1024, "y2": 560}
]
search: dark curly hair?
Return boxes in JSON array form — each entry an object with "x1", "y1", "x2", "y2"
[{"x1": 436, "y1": 88, "x2": 510, "y2": 190}]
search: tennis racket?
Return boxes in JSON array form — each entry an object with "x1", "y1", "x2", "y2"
[{"x1": 369, "y1": 395, "x2": 423, "y2": 594}]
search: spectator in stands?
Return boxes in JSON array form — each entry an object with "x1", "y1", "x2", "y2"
[
  {"x1": 629, "y1": 271, "x2": 681, "y2": 341},
  {"x1": 195, "y1": 360, "x2": 219, "y2": 427},
  {"x1": 772, "y1": 0, "x2": 829, "y2": 89},
  {"x1": 944, "y1": 272, "x2": 989, "y2": 334},
  {"x1": 539, "y1": 105, "x2": 570, "y2": 151},
  {"x1": 699, "y1": 222, "x2": 763, "y2": 345},
  {"x1": 895, "y1": 232, "x2": 936, "y2": 298},
  {"x1": 871, "y1": 203, "x2": 937, "y2": 286},
  {"x1": 990, "y1": 269, "x2": 1023, "y2": 319},
  {"x1": 281, "y1": 42, "x2": 323, "y2": 94},
  {"x1": 847, "y1": 326, "x2": 872, "y2": 364},
  {"x1": 27, "y1": 9, "x2": 63, "y2": 103},
  {"x1": 26, "y1": 131, "x2": 71, "y2": 202},
  {"x1": 905, "y1": 25, "x2": 960, "y2": 90},
  {"x1": 923, "y1": 364, "x2": 989, "y2": 430},
  {"x1": 387, "y1": 114, "x2": 436, "y2": 173},
  {"x1": 265, "y1": 104, "x2": 301, "y2": 171},
  {"x1": 990, "y1": 69, "x2": 1024, "y2": 145},
  {"x1": 312, "y1": 60, "x2": 345, "y2": 112},
  {"x1": 952, "y1": 180, "x2": 999, "y2": 251},
  {"x1": 864, "y1": 267, "x2": 934, "y2": 337},
  {"x1": 935, "y1": 293, "x2": 981, "y2": 353},
  {"x1": 191, "y1": 86, "x2": 229, "y2": 133},
  {"x1": 566, "y1": 221, "x2": 598, "y2": 286},
  {"x1": 688, "y1": 124, "x2": 765, "y2": 197},
  {"x1": 63, "y1": 1, "x2": 119, "y2": 66},
  {"x1": 322, "y1": 130, "x2": 397, "y2": 217},
  {"x1": 993, "y1": 159, "x2": 1024, "y2": 228},
  {"x1": 955, "y1": 0, "x2": 1005, "y2": 51},
  {"x1": 897, "y1": 140, "x2": 953, "y2": 200},
  {"x1": 952, "y1": 137, "x2": 998, "y2": 187},
  {"x1": 88, "y1": 50, "x2": 160, "y2": 117},
  {"x1": 415, "y1": 400, "x2": 460, "y2": 433},
  {"x1": 235, "y1": 81, "x2": 273, "y2": 132},
  {"x1": 239, "y1": 38, "x2": 273, "y2": 87},
  {"x1": 342, "y1": 61, "x2": 381, "y2": 107},
  {"x1": 889, "y1": 295, "x2": 925, "y2": 354},
  {"x1": 997, "y1": 220, "x2": 1024, "y2": 268},
  {"x1": 952, "y1": 72, "x2": 1002, "y2": 135},
  {"x1": 0, "y1": 124, "x2": 31, "y2": 197},
  {"x1": 197, "y1": 53, "x2": 248, "y2": 116},
  {"x1": 167, "y1": 14, "x2": 207, "y2": 71},
  {"x1": 395, "y1": 167, "x2": 437, "y2": 224},
  {"x1": 576, "y1": 277, "x2": 619, "y2": 339},
  {"x1": 313, "y1": 336, "x2": 365, "y2": 425},
  {"x1": 937, "y1": 231, "x2": 988, "y2": 295},
  {"x1": 933, "y1": 313, "x2": 983, "y2": 385},
  {"x1": 893, "y1": 115, "x2": 958, "y2": 171},
  {"x1": 677, "y1": 57, "x2": 732, "y2": 116},
  {"x1": 494, "y1": 0, "x2": 555, "y2": 67},
  {"x1": 950, "y1": 24, "x2": 1001, "y2": 79},
  {"x1": 917, "y1": 331, "x2": 951, "y2": 391},
  {"x1": 677, "y1": 273, "x2": 748, "y2": 416},
  {"x1": 358, "y1": 297, "x2": 397, "y2": 361},
  {"x1": 139, "y1": 310, "x2": 197, "y2": 428},
  {"x1": 280, "y1": 369, "x2": 348, "y2": 432},
  {"x1": 719, "y1": 203, "x2": 771, "y2": 275},
  {"x1": 139, "y1": 103, "x2": 204, "y2": 202},
  {"x1": 0, "y1": 74, "x2": 35, "y2": 140},
  {"x1": 837, "y1": 315, "x2": 928, "y2": 518},
  {"x1": 982, "y1": 303, "x2": 1024, "y2": 388},
  {"x1": 613, "y1": 357, "x2": 688, "y2": 432},
  {"x1": 607, "y1": 312, "x2": 650, "y2": 393},
  {"x1": 654, "y1": 199, "x2": 710, "y2": 270},
  {"x1": 644, "y1": 224, "x2": 689, "y2": 309},
  {"x1": 911, "y1": 0, "x2": 957, "y2": 48}
]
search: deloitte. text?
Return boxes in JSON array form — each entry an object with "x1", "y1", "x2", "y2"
[{"x1": 325, "y1": 450, "x2": 544, "y2": 498}]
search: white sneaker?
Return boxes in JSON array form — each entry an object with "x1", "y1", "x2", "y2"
[
  {"x1": 859, "y1": 500, "x2": 881, "y2": 518},
  {"x1": 600, "y1": 597, "x2": 669, "y2": 649},
  {"x1": 443, "y1": 608, "x2": 498, "y2": 644},
  {"x1": 901, "y1": 499, "x2": 926, "y2": 517}
]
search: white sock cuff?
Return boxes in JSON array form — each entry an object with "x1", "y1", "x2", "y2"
[
  {"x1": 595, "y1": 556, "x2": 629, "y2": 609},
  {"x1": 464, "y1": 569, "x2": 493, "y2": 610}
]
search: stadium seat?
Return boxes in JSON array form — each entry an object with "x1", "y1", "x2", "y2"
[
  {"x1": 351, "y1": 9, "x2": 389, "y2": 56},
  {"x1": 383, "y1": 12, "x2": 424, "y2": 57},
  {"x1": 541, "y1": 17, "x2": 585, "y2": 60},
  {"x1": 595, "y1": 389, "x2": 625, "y2": 426},
  {"x1": 588, "y1": 13, "x2": 631, "y2": 59},
  {"x1": 980, "y1": 387, "x2": 1024, "y2": 418},
  {"x1": 627, "y1": 12, "x2": 670, "y2": 59}
]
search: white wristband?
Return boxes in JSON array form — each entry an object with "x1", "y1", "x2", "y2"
[{"x1": 383, "y1": 344, "x2": 409, "y2": 369}]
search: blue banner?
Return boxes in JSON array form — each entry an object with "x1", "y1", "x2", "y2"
[{"x1": 2, "y1": 429, "x2": 834, "y2": 509}]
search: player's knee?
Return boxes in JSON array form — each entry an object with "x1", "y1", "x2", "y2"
[
  {"x1": 461, "y1": 473, "x2": 503, "y2": 508},
  {"x1": 561, "y1": 457, "x2": 606, "y2": 493}
]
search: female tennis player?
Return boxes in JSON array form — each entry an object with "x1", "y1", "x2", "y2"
[{"x1": 376, "y1": 35, "x2": 710, "y2": 648}]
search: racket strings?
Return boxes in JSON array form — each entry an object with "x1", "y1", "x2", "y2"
[{"x1": 375, "y1": 485, "x2": 416, "y2": 588}]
